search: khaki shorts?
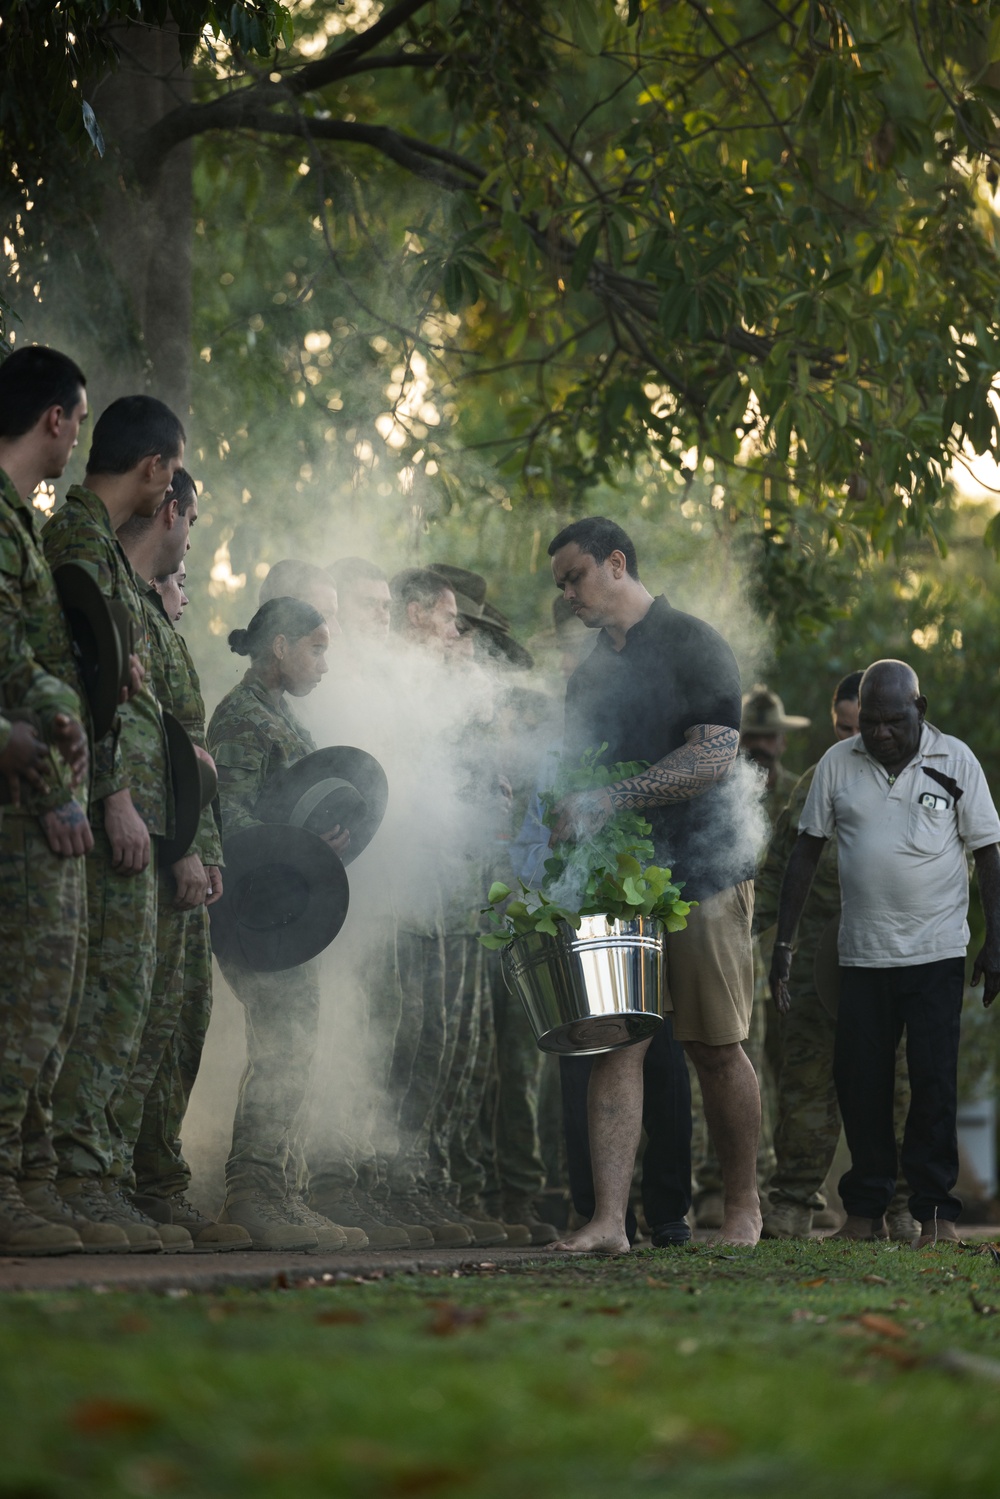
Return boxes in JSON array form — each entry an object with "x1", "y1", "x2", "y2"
[{"x1": 663, "y1": 879, "x2": 754, "y2": 1046}]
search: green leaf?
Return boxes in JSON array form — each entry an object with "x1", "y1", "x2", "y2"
[
  {"x1": 570, "y1": 224, "x2": 601, "y2": 292},
  {"x1": 487, "y1": 882, "x2": 511, "y2": 905}
]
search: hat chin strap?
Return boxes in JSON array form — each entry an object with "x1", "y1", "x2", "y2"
[{"x1": 288, "y1": 777, "x2": 362, "y2": 829}]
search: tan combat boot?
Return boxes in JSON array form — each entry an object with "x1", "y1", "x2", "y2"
[
  {"x1": 57, "y1": 1178, "x2": 162, "y2": 1252},
  {"x1": 133, "y1": 1192, "x2": 251, "y2": 1252},
  {"x1": 285, "y1": 1193, "x2": 356, "y2": 1250},
  {"x1": 0, "y1": 1177, "x2": 81, "y2": 1256},
  {"x1": 219, "y1": 1188, "x2": 318, "y2": 1251},
  {"x1": 761, "y1": 1202, "x2": 814, "y2": 1239},
  {"x1": 21, "y1": 1180, "x2": 129, "y2": 1253}
]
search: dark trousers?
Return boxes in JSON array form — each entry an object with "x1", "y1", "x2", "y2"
[
  {"x1": 834, "y1": 958, "x2": 964, "y2": 1224},
  {"x1": 560, "y1": 1017, "x2": 692, "y2": 1239}
]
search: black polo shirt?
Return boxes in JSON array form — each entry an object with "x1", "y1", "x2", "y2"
[{"x1": 563, "y1": 595, "x2": 752, "y2": 900}]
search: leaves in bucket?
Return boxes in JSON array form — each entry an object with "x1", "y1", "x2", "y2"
[{"x1": 480, "y1": 747, "x2": 693, "y2": 949}]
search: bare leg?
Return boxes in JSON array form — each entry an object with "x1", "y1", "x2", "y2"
[
  {"x1": 550, "y1": 1037, "x2": 650, "y2": 1254},
  {"x1": 685, "y1": 1040, "x2": 762, "y2": 1246}
]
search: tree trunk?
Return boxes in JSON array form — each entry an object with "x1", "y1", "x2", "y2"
[{"x1": 90, "y1": 24, "x2": 193, "y2": 420}]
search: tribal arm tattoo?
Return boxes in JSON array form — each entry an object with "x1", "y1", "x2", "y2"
[{"x1": 605, "y1": 725, "x2": 740, "y2": 810}]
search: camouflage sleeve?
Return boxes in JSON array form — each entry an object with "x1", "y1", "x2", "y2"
[
  {"x1": 753, "y1": 768, "x2": 814, "y2": 937},
  {"x1": 0, "y1": 529, "x2": 81, "y2": 733},
  {"x1": 208, "y1": 716, "x2": 272, "y2": 836},
  {"x1": 43, "y1": 513, "x2": 124, "y2": 801},
  {"x1": 193, "y1": 802, "x2": 224, "y2": 867},
  {"x1": 174, "y1": 634, "x2": 209, "y2": 749}
]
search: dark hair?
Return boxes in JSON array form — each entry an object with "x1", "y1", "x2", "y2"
[
  {"x1": 168, "y1": 467, "x2": 198, "y2": 518},
  {"x1": 86, "y1": 395, "x2": 185, "y2": 476},
  {"x1": 259, "y1": 559, "x2": 336, "y2": 606},
  {"x1": 118, "y1": 466, "x2": 199, "y2": 544},
  {"x1": 547, "y1": 516, "x2": 639, "y2": 579},
  {"x1": 389, "y1": 566, "x2": 452, "y2": 631},
  {"x1": 0, "y1": 346, "x2": 86, "y2": 438},
  {"x1": 833, "y1": 670, "x2": 864, "y2": 705},
  {"x1": 228, "y1": 596, "x2": 324, "y2": 659},
  {"x1": 328, "y1": 555, "x2": 387, "y2": 591}
]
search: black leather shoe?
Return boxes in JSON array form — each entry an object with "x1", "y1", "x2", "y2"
[{"x1": 650, "y1": 1220, "x2": 692, "y2": 1247}]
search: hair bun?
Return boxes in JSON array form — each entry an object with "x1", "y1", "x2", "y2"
[{"x1": 228, "y1": 627, "x2": 250, "y2": 656}]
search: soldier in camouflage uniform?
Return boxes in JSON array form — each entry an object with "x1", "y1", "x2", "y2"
[
  {"x1": 115, "y1": 475, "x2": 250, "y2": 1251},
  {"x1": 755, "y1": 672, "x2": 915, "y2": 1240},
  {"x1": 209, "y1": 595, "x2": 364, "y2": 1253},
  {"x1": 0, "y1": 347, "x2": 101, "y2": 1256},
  {"x1": 42, "y1": 395, "x2": 193, "y2": 1253}
]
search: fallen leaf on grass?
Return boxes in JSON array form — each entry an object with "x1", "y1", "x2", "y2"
[
  {"x1": 424, "y1": 1301, "x2": 488, "y2": 1336},
  {"x1": 862, "y1": 1274, "x2": 889, "y2": 1286},
  {"x1": 798, "y1": 1277, "x2": 827, "y2": 1287},
  {"x1": 866, "y1": 1344, "x2": 922, "y2": 1370},
  {"x1": 856, "y1": 1314, "x2": 907, "y2": 1340},
  {"x1": 116, "y1": 1313, "x2": 151, "y2": 1334},
  {"x1": 588, "y1": 1305, "x2": 625, "y2": 1316},
  {"x1": 387, "y1": 1464, "x2": 472, "y2": 1495},
  {"x1": 315, "y1": 1308, "x2": 366, "y2": 1326},
  {"x1": 69, "y1": 1398, "x2": 158, "y2": 1436}
]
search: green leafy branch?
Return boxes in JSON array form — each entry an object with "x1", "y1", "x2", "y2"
[{"x1": 480, "y1": 745, "x2": 693, "y2": 950}]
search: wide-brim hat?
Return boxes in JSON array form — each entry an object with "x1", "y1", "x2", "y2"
[
  {"x1": 209, "y1": 823, "x2": 350, "y2": 971},
  {"x1": 741, "y1": 684, "x2": 810, "y2": 733},
  {"x1": 813, "y1": 917, "x2": 840, "y2": 1018},
  {"x1": 429, "y1": 563, "x2": 487, "y2": 623},
  {"x1": 52, "y1": 563, "x2": 130, "y2": 740},
  {"x1": 159, "y1": 712, "x2": 218, "y2": 864},
  {"x1": 255, "y1": 746, "x2": 388, "y2": 866},
  {"x1": 470, "y1": 601, "x2": 534, "y2": 671}
]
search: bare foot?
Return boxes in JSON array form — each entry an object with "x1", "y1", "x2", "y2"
[
  {"x1": 709, "y1": 1204, "x2": 762, "y2": 1247},
  {"x1": 916, "y1": 1219, "x2": 961, "y2": 1250},
  {"x1": 830, "y1": 1214, "x2": 889, "y2": 1242},
  {"x1": 549, "y1": 1219, "x2": 630, "y2": 1256}
]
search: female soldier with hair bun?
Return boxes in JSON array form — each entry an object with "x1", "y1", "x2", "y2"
[{"x1": 208, "y1": 596, "x2": 357, "y2": 1253}]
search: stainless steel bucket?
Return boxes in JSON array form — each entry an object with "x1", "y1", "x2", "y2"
[{"x1": 502, "y1": 914, "x2": 665, "y2": 1055}]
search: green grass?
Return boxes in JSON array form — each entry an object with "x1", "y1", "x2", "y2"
[{"x1": 3, "y1": 1240, "x2": 1000, "y2": 1497}]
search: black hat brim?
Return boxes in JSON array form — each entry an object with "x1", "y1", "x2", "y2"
[
  {"x1": 52, "y1": 563, "x2": 126, "y2": 740},
  {"x1": 159, "y1": 711, "x2": 205, "y2": 864},
  {"x1": 255, "y1": 746, "x2": 388, "y2": 865},
  {"x1": 210, "y1": 822, "x2": 350, "y2": 972}
]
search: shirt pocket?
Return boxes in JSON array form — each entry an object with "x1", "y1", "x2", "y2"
[{"x1": 907, "y1": 800, "x2": 953, "y2": 855}]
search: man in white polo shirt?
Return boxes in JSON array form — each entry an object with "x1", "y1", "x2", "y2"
[{"x1": 769, "y1": 660, "x2": 1000, "y2": 1247}]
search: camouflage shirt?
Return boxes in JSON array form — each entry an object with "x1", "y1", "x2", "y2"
[
  {"x1": 43, "y1": 484, "x2": 171, "y2": 836},
  {"x1": 141, "y1": 586, "x2": 223, "y2": 866},
  {"x1": 753, "y1": 763, "x2": 840, "y2": 958},
  {"x1": 0, "y1": 467, "x2": 86, "y2": 815},
  {"x1": 207, "y1": 676, "x2": 315, "y2": 838}
]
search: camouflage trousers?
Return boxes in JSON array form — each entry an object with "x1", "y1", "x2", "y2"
[
  {"x1": 481, "y1": 956, "x2": 548, "y2": 1207},
  {"x1": 50, "y1": 823, "x2": 157, "y2": 1181},
  {"x1": 0, "y1": 814, "x2": 87, "y2": 1182},
  {"x1": 384, "y1": 932, "x2": 472, "y2": 1198},
  {"x1": 133, "y1": 907, "x2": 213, "y2": 1199},
  {"x1": 767, "y1": 976, "x2": 911, "y2": 1210},
  {"x1": 219, "y1": 952, "x2": 320, "y2": 1197},
  {"x1": 427, "y1": 936, "x2": 487, "y2": 1205},
  {"x1": 306, "y1": 932, "x2": 395, "y2": 1203}
]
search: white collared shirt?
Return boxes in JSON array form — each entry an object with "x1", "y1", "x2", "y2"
[{"x1": 798, "y1": 722, "x2": 1000, "y2": 966}]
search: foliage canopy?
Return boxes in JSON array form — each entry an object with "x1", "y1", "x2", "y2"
[{"x1": 6, "y1": 1, "x2": 1000, "y2": 638}]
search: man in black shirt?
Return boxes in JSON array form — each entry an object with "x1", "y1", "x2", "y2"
[{"x1": 547, "y1": 517, "x2": 761, "y2": 1250}]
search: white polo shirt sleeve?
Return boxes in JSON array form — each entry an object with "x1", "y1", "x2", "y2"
[
  {"x1": 956, "y1": 755, "x2": 1000, "y2": 851},
  {"x1": 798, "y1": 745, "x2": 838, "y2": 839}
]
